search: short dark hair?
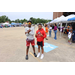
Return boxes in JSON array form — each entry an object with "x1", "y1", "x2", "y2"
[
  {"x1": 27, "y1": 20, "x2": 32, "y2": 23},
  {"x1": 38, "y1": 23, "x2": 42, "y2": 26},
  {"x1": 55, "y1": 23, "x2": 57, "y2": 26},
  {"x1": 45, "y1": 24, "x2": 47, "y2": 27}
]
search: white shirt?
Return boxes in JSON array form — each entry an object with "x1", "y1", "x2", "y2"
[
  {"x1": 68, "y1": 32, "x2": 72, "y2": 39},
  {"x1": 25, "y1": 27, "x2": 34, "y2": 40},
  {"x1": 49, "y1": 27, "x2": 52, "y2": 30}
]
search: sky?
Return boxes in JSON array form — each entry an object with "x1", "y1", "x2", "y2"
[{"x1": 0, "y1": 12, "x2": 53, "y2": 21}]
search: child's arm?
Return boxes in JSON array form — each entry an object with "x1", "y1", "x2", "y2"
[
  {"x1": 35, "y1": 31, "x2": 38, "y2": 38},
  {"x1": 43, "y1": 30, "x2": 46, "y2": 38},
  {"x1": 29, "y1": 27, "x2": 34, "y2": 35},
  {"x1": 25, "y1": 28, "x2": 30, "y2": 36}
]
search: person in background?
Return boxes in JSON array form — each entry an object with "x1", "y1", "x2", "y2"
[
  {"x1": 63, "y1": 26, "x2": 65, "y2": 34},
  {"x1": 35, "y1": 24, "x2": 46, "y2": 59},
  {"x1": 45, "y1": 24, "x2": 48, "y2": 40},
  {"x1": 48, "y1": 24, "x2": 50, "y2": 29},
  {"x1": 67, "y1": 26, "x2": 69, "y2": 34},
  {"x1": 68, "y1": 25, "x2": 70, "y2": 29},
  {"x1": 54, "y1": 24, "x2": 57, "y2": 40},
  {"x1": 49, "y1": 25, "x2": 52, "y2": 37},
  {"x1": 52, "y1": 24, "x2": 54, "y2": 30},
  {"x1": 25, "y1": 21, "x2": 37, "y2": 60},
  {"x1": 58, "y1": 24, "x2": 60, "y2": 31},
  {"x1": 68, "y1": 30, "x2": 72, "y2": 44}
]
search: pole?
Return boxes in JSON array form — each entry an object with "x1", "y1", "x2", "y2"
[
  {"x1": 66, "y1": 23, "x2": 67, "y2": 27},
  {"x1": 60, "y1": 23, "x2": 62, "y2": 38}
]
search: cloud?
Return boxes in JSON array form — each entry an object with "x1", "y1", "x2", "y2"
[{"x1": 0, "y1": 12, "x2": 53, "y2": 20}]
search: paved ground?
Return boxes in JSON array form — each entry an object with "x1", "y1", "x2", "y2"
[{"x1": 0, "y1": 26, "x2": 75, "y2": 62}]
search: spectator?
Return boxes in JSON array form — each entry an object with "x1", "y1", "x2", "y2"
[
  {"x1": 54, "y1": 24, "x2": 57, "y2": 40},
  {"x1": 49, "y1": 25, "x2": 52, "y2": 37},
  {"x1": 68, "y1": 30, "x2": 72, "y2": 44},
  {"x1": 45, "y1": 24, "x2": 48, "y2": 40}
]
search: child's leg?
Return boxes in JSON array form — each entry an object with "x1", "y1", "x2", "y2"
[
  {"x1": 68, "y1": 38, "x2": 70, "y2": 43},
  {"x1": 37, "y1": 45, "x2": 41, "y2": 57},
  {"x1": 26, "y1": 40, "x2": 30, "y2": 55},
  {"x1": 40, "y1": 46, "x2": 44, "y2": 59},
  {"x1": 25, "y1": 46, "x2": 29, "y2": 60},
  {"x1": 32, "y1": 46, "x2": 37, "y2": 57},
  {"x1": 26, "y1": 46, "x2": 29, "y2": 55},
  {"x1": 68, "y1": 40, "x2": 69, "y2": 42},
  {"x1": 70, "y1": 38, "x2": 71, "y2": 43},
  {"x1": 32, "y1": 46, "x2": 35, "y2": 53},
  {"x1": 25, "y1": 40, "x2": 30, "y2": 60},
  {"x1": 38, "y1": 45, "x2": 40, "y2": 53},
  {"x1": 31, "y1": 40, "x2": 37, "y2": 57},
  {"x1": 41, "y1": 47, "x2": 44, "y2": 54}
]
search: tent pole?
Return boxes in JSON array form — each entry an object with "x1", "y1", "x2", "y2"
[
  {"x1": 60, "y1": 23, "x2": 62, "y2": 38},
  {"x1": 66, "y1": 23, "x2": 67, "y2": 27}
]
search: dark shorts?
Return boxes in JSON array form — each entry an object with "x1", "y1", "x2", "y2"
[{"x1": 37, "y1": 41, "x2": 43, "y2": 47}]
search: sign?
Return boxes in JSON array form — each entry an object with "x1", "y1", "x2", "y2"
[{"x1": 35, "y1": 43, "x2": 58, "y2": 53}]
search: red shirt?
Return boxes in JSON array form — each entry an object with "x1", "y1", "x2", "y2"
[{"x1": 35, "y1": 28, "x2": 46, "y2": 42}]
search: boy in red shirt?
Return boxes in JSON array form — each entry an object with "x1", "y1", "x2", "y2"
[{"x1": 35, "y1": 24, "x2": 46, "y2": 59}]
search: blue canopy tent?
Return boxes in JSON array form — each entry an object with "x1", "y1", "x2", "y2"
[
  {"x1": 16, "y1": 23, "x2": 21, "y2": 26},
  {"x1": 19, "y1": 23, "x2": 22, "y2": 24},
  {"x1": 0, "y1": 25, "x2": 3, "y2": 28},
  {"x1": 68, "y1": 17, "x2": 75, "y2": 21},
  {"x1": 11, "y1": 23, "x2": 15, "y2": 25},
  {"x1": 19, "y1": 23, "x2": 22, "y2": 26},
  {"x1": 11, "y1": 23, "x2": 16, "y2": 27},
  {"x1": 11, "y1": 23, "x2": 22, "y2": 27}
]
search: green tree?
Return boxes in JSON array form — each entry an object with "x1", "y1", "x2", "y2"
[{"x1": 0, "y1": 15, "x2": 52, "y2": 24}]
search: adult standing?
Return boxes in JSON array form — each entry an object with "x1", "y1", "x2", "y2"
[
  {"x1": 49, "y1": 25, "x2": 52, "y2": 37},
  {"x1": 45, "y1": 24, "x2": 48, "y2": 40},
  {"x1": 54, "y1": 24, "x2": 57, "y2": 40},
  {"x1": 25, "y1": 21, "x2": 37, "y2": 60}
]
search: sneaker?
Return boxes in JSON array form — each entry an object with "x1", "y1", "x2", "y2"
[
  {"x1": 40, "y1": 54, "x2": 44, "y2": 59},
  {"x1": 34, "y1": 53, "x2": 37, "y2": 57},
  {"x1": 37, "y1": 53, "x2": 40, "y2": 58},
  {"x1": 25, "y1": 55, "x2": 28, "y2": 60}
]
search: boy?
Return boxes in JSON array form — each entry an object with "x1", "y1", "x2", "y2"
[
  {"x1": 35, "y1": 24, "x2": 46, "y2": 59},
  {"x1": 25, "y1": 21, "x2": 37, "y2": 60},
  {"x1": 68, "y1": 30, "x2": 72, "y2": 44}
]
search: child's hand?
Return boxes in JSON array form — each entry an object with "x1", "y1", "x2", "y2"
[
  {"x1": 40, "y1": 34, "x2": 43, "y2": 37},
  {"x1": 28, "y1": 29, "x2": 31, "y2": 33},
  {"x1": 35, "y1": 34, "x2": 38, "y2": 36}
]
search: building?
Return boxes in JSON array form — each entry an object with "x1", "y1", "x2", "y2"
[
  {"x1": 53, "y1": 12, "x2": 75, "y2": 20},
  {"x1": 53, "y1": 12, "x2": 63, "y2": 19}
]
